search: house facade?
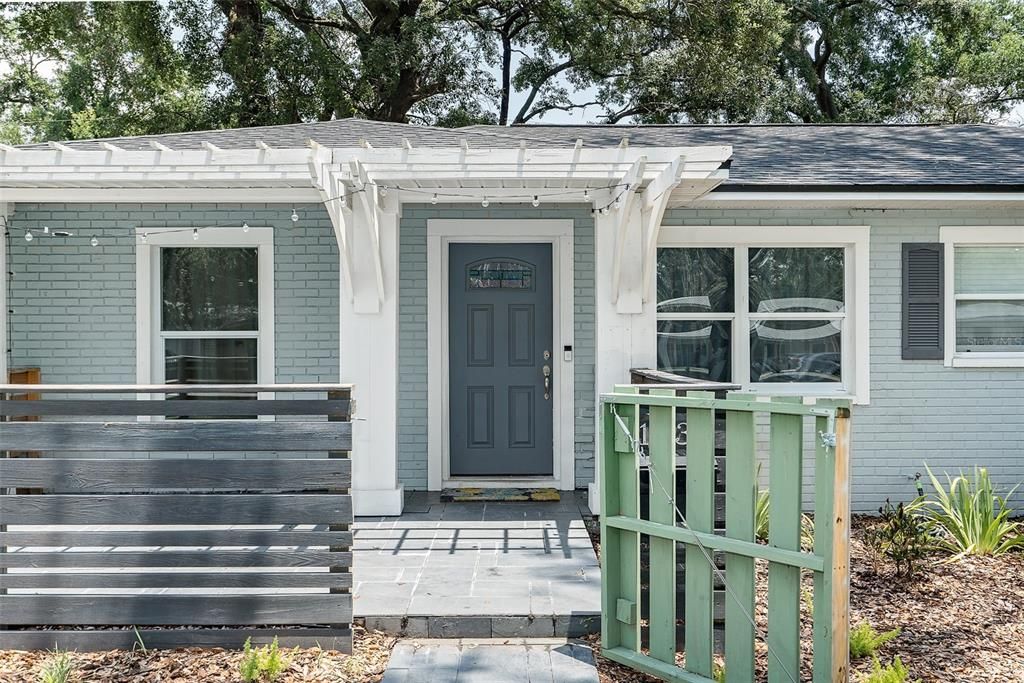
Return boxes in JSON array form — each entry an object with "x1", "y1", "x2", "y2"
[{"x1": 2, "y1": 121, "x2": 1023, "y2": 516}]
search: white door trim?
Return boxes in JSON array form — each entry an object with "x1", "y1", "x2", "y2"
[{"x1": 426, "y1": 219, "x2": 575, "y2": 491}]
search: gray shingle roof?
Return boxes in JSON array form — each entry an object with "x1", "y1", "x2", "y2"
[
  {"x1": 465, "y1": 123, "x2": 1024, "y2": 188},
  {"x1": 16, "y1": 119, "x2": 1024, "y2": 188}
]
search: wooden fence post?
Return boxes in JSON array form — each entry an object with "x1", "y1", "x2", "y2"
[{"x1": 832, "y1": 408, "x2": 852, "y2": 682}]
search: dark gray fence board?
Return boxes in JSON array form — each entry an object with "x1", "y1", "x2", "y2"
[
  {"x1": 0, "y1": 494, "x2": 352, "y2": 525},
  {"x1": 0, "y1": 530, "x2": 353, "y2": 547},
  {"x1": 0, "y1": 399, "x2": 350, "y2": 418},
  {"x1": 1, "y1": 458, "x2": 352, "y2": 491},
  {"x1": 0, "y1": 383, "x2": 353, "y2": 652},
  {"x1": 0, "y1": 628, "x2": 352, "y2": 652},
  {"x1": 0, "y1": 572, "x2": 353, "y2": 589},
  {"x1": 0, "y1": 550, "x2": 352, "y2": 569},
  {"x1": 0, "y1": 421, "x2": 352, "y2": 452},
  {"x1": 4, "y1": 594, "x2": 353, "y2": 625}
]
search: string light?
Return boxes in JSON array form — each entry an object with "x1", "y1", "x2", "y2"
[
  {"x1": 378, "y1": 185, "x2": 388, "y2": 198},
  {"x1": 242, "y1": 222, "x2": 250, "y2": 233},
  {"x1": 192, "y1": 228, "x2": 199, "y2": 241},
  {"x1": 42, "y1": 226, "x2": 49, "y2": 235},
  {"x1": 291, "y1": 208, "x2": 299, "y2": 223},
  {"x1": 140, "y1": 232, "x2": 148, "y2": 243},
  {"x1": 90, "y1": 235, "x2": 99, "y2": 247},
  {"x1": 23, "y1": 229, "x2": 32, "y2": 242},
  {"x1": 583, "y1": 189, "x2": 591, "y2": 202},
  {"x1": 531, "y1": 195, "x2": 540, "y2": 207},
  {"x1": 431, "y1": 193, "x2": 438, "y2": 205},
  {"x1": 481, "y1": 196, "x2": 489, "y2": 208}
]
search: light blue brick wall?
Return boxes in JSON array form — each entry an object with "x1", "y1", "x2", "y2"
[
  {"x1": 662, "y1": 207, "x2": 1024, "y2": 511},
  {"x1": 397, "y1": 204, "x2": 597, "y2": 490},
  {"x1": 6, "y1": 203, "x2": 338, "y2": 385}
]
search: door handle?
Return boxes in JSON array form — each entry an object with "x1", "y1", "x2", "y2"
[{"x1": 542, "y1": 364, "x2": 552, "y2": 400}]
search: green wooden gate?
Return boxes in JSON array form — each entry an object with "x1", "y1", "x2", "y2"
[{"x1": 600, "y1": 387, "x2": 851, "y2": 683}]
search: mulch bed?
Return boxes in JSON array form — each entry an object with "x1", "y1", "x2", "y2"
[
  {"x1": 583, "y1": 514, "x2": 1024, "y2": 682},
  {"x1": 0, "y1": 626, "x2": 397, "y2": 683}
]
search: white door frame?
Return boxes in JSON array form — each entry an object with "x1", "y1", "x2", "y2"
[{"x1": 426, "y1": 219, "x2": 575, "y2": 491}]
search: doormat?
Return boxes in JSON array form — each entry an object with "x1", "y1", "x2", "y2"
[{"x1": 440, "y1": 487, "x2": 561, "y2": 502}]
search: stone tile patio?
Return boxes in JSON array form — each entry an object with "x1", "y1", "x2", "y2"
[
  {"x1": 353, "y1": 492, "x2": 601, "y2": 637},
  {"x1": 381, "y1": 638, "x2": 598, "y2": 683}
]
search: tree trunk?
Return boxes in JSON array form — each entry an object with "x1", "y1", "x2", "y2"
[{"x1": 216, "y1": 0, "x2": 269, "y2": 127}]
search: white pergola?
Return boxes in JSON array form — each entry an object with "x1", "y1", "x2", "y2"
[{"x1": 0, "y1": 137, "x2": 732, "y2": 515}]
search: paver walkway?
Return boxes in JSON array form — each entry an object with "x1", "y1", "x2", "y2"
[
  {"x1": 353, "y1": 492, "x2": 601, "y2": 637},
  {"x1": 380, "y1": 638, "x2": 599, "y2": 683}
]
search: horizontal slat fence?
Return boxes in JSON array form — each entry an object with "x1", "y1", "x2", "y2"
[
  {"x1": 601, "y1": 386, "x2": 851, "y2": 683},
  {"x1": 0, "y1": 384, "x2": 354, "y2": 652}
]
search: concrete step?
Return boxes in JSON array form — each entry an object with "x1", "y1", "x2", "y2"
[
  {"x1": 356, "y1": 613, "x2": 600, "y2": 639},
  {"x1": 381, "y1": 638, "x2": 598, "y2": 683}
]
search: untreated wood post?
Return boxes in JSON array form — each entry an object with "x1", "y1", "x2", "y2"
[{"x1": 832, "y1": 407, "x2": 852, "y2": 683}]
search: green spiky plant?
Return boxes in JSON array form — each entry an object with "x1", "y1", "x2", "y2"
[
  {"x1": 849, "y1": 621, "x2": 900, "y2": 659},
  {"x1": 920, "y1": 465, "x2": 1023, "y2": 557},
  {"x1": 38, "y1": 650, "x2": 75, "y2": 683}
]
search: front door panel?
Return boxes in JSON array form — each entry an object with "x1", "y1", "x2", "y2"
[{"x1": 449, "y1": 243, "x2": 554, "y2": 476}]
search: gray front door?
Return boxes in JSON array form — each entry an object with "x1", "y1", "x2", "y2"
[{"x1": 449, "y1": 243, "x2": 554, "y2": 476}]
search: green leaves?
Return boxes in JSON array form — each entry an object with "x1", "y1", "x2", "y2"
[
  {"x1": 920, "y1": 465, "x2": 1023, "y2": 558},
  {"x1": 849, "y1": 621, "x2": 901, "y2": 659}
]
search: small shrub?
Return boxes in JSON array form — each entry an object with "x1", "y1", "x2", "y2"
[
  {"x1": 859, "y1": 655, "x2": 920, "y2": 683},
  {"x1": 800, "y1": 513, "x2": 815, "y2": 551},
  {"x1": 920, "y1": 465, "x2": 1023, "y2": 557},
  {"x1": 754, "y1": 489, "x2": 814, "y2": 551},
  {"x1": 38, "y1": 650, "x2": 75, "y2": 683},
  {"x1": 755, "y1": 488, "x2": 770, "y2": 542},
  {"x1": 849, "y1": 621, "x2": 900, "y2": 659},
  {"x1": 713, "y1": 662, "x2": 726, "y2": 682},
  {"x1": 240, "y1": 637, "x2": 292, "y2": 682},
  {"x1": 866, "y1": 498, "x2": 930, "y2": 577}
]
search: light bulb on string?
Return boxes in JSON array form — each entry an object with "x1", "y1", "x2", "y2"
[
  {"x1": 481, "y1": 196, "x2": 490, "y2": 208},
  {"x1": 291, "y1": 208, "x2": 299, "y2": 223},
  {"x1": 24, "y1": 229, "x2": 33, "y2": 242},
  {"x1": 140, "y1": 232, "x2": 148, "y2": 243},
  {"x1": 192, "y1": 228, "x2": 199, "y2": 241},
  {"x1": 339, "y1": 193, "x2": 347, "y2": 209},
  {"x1": 42, "y1": 226, "x2": 49, "y2": 235},
  {"x1": 90, "y1": 235, "x2": 99, "y2": 248},
  {"x1": 583, "y1": 189, "x2": 591, "y2": 202},
  {"x1": 242, "y1": 222, "x2": 250, "y2": 233},
  {"x1": 378, "y1": 185, "x2": 388, "y2": 198},
  {"x1": 531, "y1": 195, "x2": 540, "y2": 207},
  {"x1": 431, "y1": 193, "x2": 439, "y2": 205}
]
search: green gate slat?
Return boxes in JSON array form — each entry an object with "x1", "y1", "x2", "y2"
[
  {"x1": 767, "y1": 405, "x2": 804, "y2": 683},
  {"x1": 683, "y1": 391, "x2": 715, "y2": 678},
  {"x1": 648, "y1": 388, "x2": 677, "y2": 666},
  {"x1": 601, "y1": 385, "x2": 641, "y2": 654},
  {"x1": 724, "y1": 397, "x2": 756, "y2": 683},
  {"x1": 813, "y1": 413, "x2": 835, "y2": 681}
]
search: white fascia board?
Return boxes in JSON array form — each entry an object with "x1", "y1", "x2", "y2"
[{"x1": 0, "y1": 187, "x2": 321, "y2": 203}]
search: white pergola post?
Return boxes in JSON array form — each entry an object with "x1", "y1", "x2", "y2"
[{"x1": 340, "y1": 203, "x2": 404, "y2": 516}]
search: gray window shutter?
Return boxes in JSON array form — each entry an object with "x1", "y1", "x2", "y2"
[{"x1": 902, "y1": 243, "x2": 944, "y2": 360}]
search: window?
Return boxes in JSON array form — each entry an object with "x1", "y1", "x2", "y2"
[
  {"x1": 137, "y1": 228, "x2": 274, "y2": 410},
  {"x1": 656, "y1": 226, "x2": 869, "y2": 401},
  {"x1": 941, "y1": 227, "x2": 1024, "y2": 367},
  {"x1": 467, "y1": 258, "x2": 534, "y2": 289}
]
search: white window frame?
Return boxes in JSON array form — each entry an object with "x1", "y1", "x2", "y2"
[
  {"x1": 941, "y1": 226, "x2": 1024, "y2": 368},
  {"x1": 135, "y1": 227, "x2": 276, "y2": 396},
  {"x1": 657, "y1": 225, "x2": 870, "y2": 404}
]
